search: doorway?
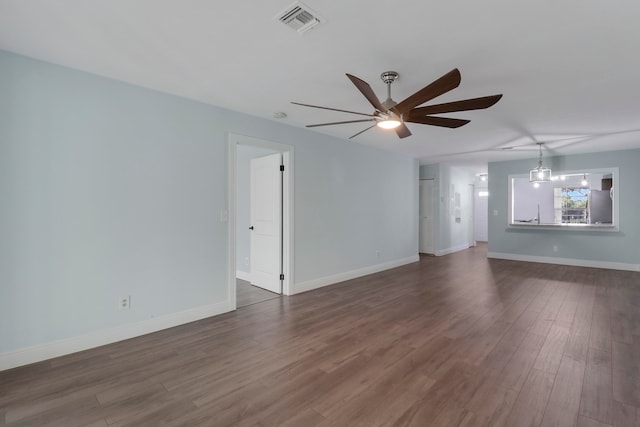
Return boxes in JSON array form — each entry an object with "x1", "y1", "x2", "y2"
[
  {"x1": 419, "y1": 179, "x2": 435, "y2": 254},
  {"x1": 228, "y1": 134, "x2": 294, "y2": 310},
  {"x1": 249, "y1": 151, "x2": 282, "y2": 294},
  {"x1": 474, "y1": 186, "x2": 488, "y2": 242},
  {"x1": 468, "y1": 183, "x2": 476, "y2": 247}
]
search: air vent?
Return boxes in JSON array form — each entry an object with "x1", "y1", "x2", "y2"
[{"x1": 276, "y1": 1, "x2": 323, "y2": 34}]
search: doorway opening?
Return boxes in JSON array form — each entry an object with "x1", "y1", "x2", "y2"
[
  {"x1": 236, "y1": 277, "x2": 280, "y2": 308},
  {"x1": 419, "y1": 179, "x2": 435, "y2": 255},
  {"x1": 474, "y1": 186, "x2": 489, "y2": 242},
  {"x1": 228, "y1": 134, "x2": 294, "y2": 310},
  {"x1": 468, "y1": 183, "x2": 476, "y2": 247}
]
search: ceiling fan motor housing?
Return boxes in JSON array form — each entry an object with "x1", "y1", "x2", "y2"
[
  {"x1": 380, "y1": 71, "x2": 399, "y2": 109},
  {"x1": 380, "y1": 71, "x2": 399, "y2": 84}
]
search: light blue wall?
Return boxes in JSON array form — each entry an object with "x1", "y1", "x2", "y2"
[
  {"x1": 0, "y1": 50, "x2": 418, "y2": 354},
  {"x1": 296, "y1": 137, "x2": 418, "y2": 281},
  {"x1": 488, "y1": 149, "x2": 640, "y2": 266}
]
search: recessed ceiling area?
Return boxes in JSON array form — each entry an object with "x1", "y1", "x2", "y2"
[{"x1": 1, "y1": 1, "x2": 639, "y2": 173}]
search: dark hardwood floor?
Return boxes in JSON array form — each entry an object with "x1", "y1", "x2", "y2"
[{"x1": 2, "y1": 244, "x2": 640, "y2": 426}]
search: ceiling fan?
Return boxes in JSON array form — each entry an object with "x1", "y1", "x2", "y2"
[{"x1": 292, "y1": 68, "x2": 502, "y2": 139}]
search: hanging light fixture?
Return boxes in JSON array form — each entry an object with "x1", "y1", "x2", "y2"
[
  {"x1": 581, "y1": 173, "x2": 588, "y2": 186},
  {"x1": 529, "y1": 143, "x2": 552, "y2": 182}
]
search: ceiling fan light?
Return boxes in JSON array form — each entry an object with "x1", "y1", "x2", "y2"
[{"x1": 377, "y1": 119, "x2": 401, "y2": 129}]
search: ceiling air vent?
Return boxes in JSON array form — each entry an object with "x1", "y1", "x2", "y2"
[{"x1": 276, "y1": 1, "x2": 323, "y2": 34}]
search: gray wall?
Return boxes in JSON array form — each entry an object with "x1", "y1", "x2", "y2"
[
  {"x1": 0, "y1": 51, "x2": 419, "y2": 354},
  {"x1": 488, "y1": 149, "x2": 640, "y2": 266}
]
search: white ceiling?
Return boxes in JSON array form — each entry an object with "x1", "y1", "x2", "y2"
[{"x1": 2, "y1": 1, "x2": 640, "y2": 173}]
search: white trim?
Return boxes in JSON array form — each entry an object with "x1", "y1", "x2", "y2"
[
  {"x1": 507, "y1": 223, "x2": 619, "y2": 232},
  {"x1": 0, "y1": 301, "x2": 230, "y2": 371},
  {"x1": 282, "y1": 150, "x2": 294, "y2": 295},
  {"x1": 228, "y1": 138, "x2": 238, "y2": 311},
  {"x1": 236, "y1": 270, "x2": 252, "y2": 282},
  {"x1": 292, "y1": 255, "x2": 419, "y2": 295},
  {"x1": 487, "y1": 252, "x2": 640, "y2": 272},
  {"x1": 435, "y1": 243, "x2": 469, "y2": 256}
]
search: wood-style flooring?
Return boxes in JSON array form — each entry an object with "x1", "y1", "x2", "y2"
[
  {"x1": 236, "y1": 279, "x2": 280, "y2": 308},
  {"x1": 2, "y1": 244, "x2": 640, "y2": 426}
]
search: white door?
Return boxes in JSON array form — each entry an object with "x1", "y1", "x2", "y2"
[
  {"x1": 468, "y1": 184, "x2": 475, "y2": 247},
  {"x1": 419, "y1": 179, "x2": 435, "y2": 254},
  {"x1": 250, "y1": 153, "x2": 282, "y2": 293},
  {"x1": 474, "y1": 188, "x2": 488, "y2": 242}
]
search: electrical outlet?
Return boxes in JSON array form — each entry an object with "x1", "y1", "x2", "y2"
[
  {"x1": 118, "y1": 295, "x2": 131, "y2": 310},
  {"x1": 553, "y1": 245, "x2": 558, "y2": 252}
]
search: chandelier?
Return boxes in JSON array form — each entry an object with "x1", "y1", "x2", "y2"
[{"x1": 529, "y1": 143, "x2": 552, "y2": 182}]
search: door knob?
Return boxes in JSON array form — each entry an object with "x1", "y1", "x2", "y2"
[{"x1": 249, "y1": 226, "x2": 254, "y2": 230}]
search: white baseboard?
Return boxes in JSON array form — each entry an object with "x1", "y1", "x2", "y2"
[
  {"x1": 0, "y1": 301, "x2": 231, "y2": 371},
  {"x1": 488, "y1": 252, "x2": 640, "y2": 272},
  {"x1": 292, "y1": 255, "x2": 420, "y2": 295},
  {"x1": 236, "y1": 270, "x2": 252, "y2": 282},
  {"x1": 435, "y1": 243, "x2": 470, "y2": 256}
]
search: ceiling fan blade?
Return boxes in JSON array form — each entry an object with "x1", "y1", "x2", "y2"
[
  {"x1": 306, "y1": 119, "x2": 375, "y2": 128},
  {"x1": 406, "y1": 115, "x2": 470, "y2": 128},
  {"x1": 395, "y1": 123, "x2": 412, "y2": 138},
  {"x1": 349, "y1": 124, "x2": 377, "y2": 139},
  {"x1": 345, "y1": 74, "x2": 386, "y2": 112},
  {"x1": 394, "y1": 68, "x2": 462, "y2": 115},
  {"x1": 291, "y1": 102, "x2": 375, "y2": 117},
  {"x1": 408, "y1": 94, "x2": 503, "y2": 117}
]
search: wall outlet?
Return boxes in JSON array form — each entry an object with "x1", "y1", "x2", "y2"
[
  {"x1": 118, "y1": 295, "x2": 131, "y2": 310},
  {"x1": 553, "y1": 245, "x2": 558, "y2": 252}
]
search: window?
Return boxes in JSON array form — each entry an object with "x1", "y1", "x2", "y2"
[
  {"x1": 508, "y1": 168, "x2": 618, "y2": 230},
  {"x1": 553, "y1": 187, "x2": 589, "y2": 224}
]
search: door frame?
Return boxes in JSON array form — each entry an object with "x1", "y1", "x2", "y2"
[{"x1": 228, "y1": 133, "x2": 294, "y2": 310}]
